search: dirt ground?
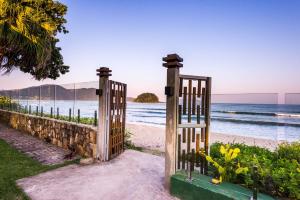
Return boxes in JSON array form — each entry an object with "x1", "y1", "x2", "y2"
[{"x1": 17, "y1": 150, "x2": 177, "y2": 200}]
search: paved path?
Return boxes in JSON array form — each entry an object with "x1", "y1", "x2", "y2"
[
  {"x1": 0, "y1": 123, "x2": 73, "y2": 165},
  {"x1": 17, "y1": 150, "x2": 176, "y2": 200}
]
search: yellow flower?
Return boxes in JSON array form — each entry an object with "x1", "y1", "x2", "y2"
[
  {"x1": 220, "y1": 145, "x2": 226, "y2": 155},
  {"x1": 206, "y1": 156, "x2": 214, "y2": 163}
]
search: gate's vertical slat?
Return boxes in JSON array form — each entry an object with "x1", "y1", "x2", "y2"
[
  {"x1": 177, "y1": 135, "x2": 181, "y2": 169},
  {"x1": 179, "y1": 78, "x2": 183, "y2": 97},
  {"x1": 117, "y1": 83, "x2": 121, "y2": 154},
  {"x1": 182, "y1": 128, "x2": 186, "y2": 143},
  {"x1": 201, "y1": 128, "x2": 205, "y2": 142},
  {"x1": 197, "y1": 80, "x2": 201, "y2": 98},
  {"x1": 204, "y1": 77, "x2": 212, "y2": 174},
  {"x1": 188, "y1": 80, "x2": 192, "y2": 122},
  {"x1": 196, "y1": 134, "x2": 200, "y2": 167},
  {"x1": 201, "y1": 87, "x2": 206, "y2": 116},
  {"x1": 122, "y1": 84, "x2": 127, "y2": 152},
  {"x1": 183, "y1": 87, "x2": 187, "y2": 115},
  {"x1": 182, "y1": 149, "x2": 186, "y2": 170},
  {"x1": 118, "y1": 84, "x2": 122, "y2": 153},
  {"x1": 200, "y1": 150, "x2": 204, "y2": 174},
  {"x1": 116, "y1": 82, "x2": 119, "y2": 155},
  {"x1": 178, "y1": 105, "x2": 182, "y2": 124},
  {"x1": 109, "y1": 81, "x2": 113, "y2": 159},
  {"x1": 192, "y1": 128, "x2": 195, "y2": 143},
  {"x1": 187, "y1": 128, "x2": 191, "y2": 153},
  {"x1": 191, "y1": 149, "x2": 195, "y2": 171},
  {"x1": 192, "y1": 87, "x2": 196, "y2": 115},
  {"x1": 197, "y1": 105, "x2": 200, "y2": 124}
]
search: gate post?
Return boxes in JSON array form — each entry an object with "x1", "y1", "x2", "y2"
[
  {"x1": 163, "y1": 54, "x2": 183, "y2": 189},
  {"x1": 96, "y1": 67, "x2": 112, "y2": 161}
]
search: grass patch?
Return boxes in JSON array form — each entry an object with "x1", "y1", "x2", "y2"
[{"x1": 0, "y1": 139, "x2": 79, "y2": 200}]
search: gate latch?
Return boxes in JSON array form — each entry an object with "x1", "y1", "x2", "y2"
[
  {"x1": 96, "y1": 89, "x2": 103, "y2": 96},
  {"x1": 165, "y1": 86, "x2": 174, "y2": 97}
]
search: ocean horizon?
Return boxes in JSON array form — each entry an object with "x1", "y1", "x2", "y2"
[{"x1": 16, "y1": 100, "x2": 300, "y2": 142}]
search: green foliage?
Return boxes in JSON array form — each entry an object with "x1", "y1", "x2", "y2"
[
  {"x1": 134, "y1": 93, "x2": 159, "y2": 103},
  {"x1": 0, "y1": 139, "x2": 78, "y2": 199},
  {"x1": 276, "y1": 142, "x2": 300, "y2": 163},
  {"x1": 0, "y1": 0, "x2": 69, "y2": 80},
  {"x1": 209, "y1": 142, "x2": 300, "y2": 199},
  {"x1": 0, "y1": 96, "x2": 19, "y2": 110},
  {"x1": 0, "y1": 96, "x2": 11, "y2": 105},
  {"x1": 206, "y1": 144, "x2": 248, "y2": 183}
]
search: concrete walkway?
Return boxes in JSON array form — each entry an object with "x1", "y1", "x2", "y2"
[
  {"x1": 0, "y1": 123, "x2": 73, "y2": 165},
  {"x1": 17, "y1": 150, "x2": 176, "y2": 200}
]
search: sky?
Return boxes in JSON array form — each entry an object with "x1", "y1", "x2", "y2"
[{"x1": 0, "y1": 0, "x2": 299, "y2": 101}]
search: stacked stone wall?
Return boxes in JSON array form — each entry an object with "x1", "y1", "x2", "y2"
[{"x1": 0, "y1": 109, "x2": 97, "y2": 158}]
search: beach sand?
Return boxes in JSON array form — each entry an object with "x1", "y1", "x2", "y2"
[{"x1": 126, "y1": 123, "x2": 280, "y2": 152}]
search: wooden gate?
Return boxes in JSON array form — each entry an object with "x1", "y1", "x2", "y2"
[
  {"x1": 163, "y1": 54, "x2": 212, "y2": 188},
  {"x1": 176, "y1": 75, "x2": 211, "y2": 174},
  {"x1": 108, "y1": 80, "x2": 127, "y2": 159},
  {"x1": 96, "y1": 67, "x2": 127, "y2": 161}
]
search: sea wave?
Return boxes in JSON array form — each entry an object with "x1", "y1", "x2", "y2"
[
  {"x1": 214, "y1": 110, "x2": 300, "y2": 118},
  {"x1": 128, "y1": 112, "x2": 300, "y2": 127},
  {"x1": 212, "y1": 117, "x2": 300, "y2": 127}
]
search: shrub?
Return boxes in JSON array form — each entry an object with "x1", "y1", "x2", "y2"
[
  {"x1": 0, "y1": 96, "x2": 19, "y2": 110},
  {"x1": 0, "y1": 96, "x2": 12, "y2": 107},
  {"x1": 209, "y1": 142, "x2": 300, "y2": 199},
  {"x1": 276, "y1": 142, "x2": 300, "y2": 163},
  {"x1": 206, "y1": 144, "x2": 248, "y2": 183}
]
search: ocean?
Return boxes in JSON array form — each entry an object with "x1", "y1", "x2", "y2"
[{"x1": 18, "y1": 100, "x2": 300, "y2": 142}]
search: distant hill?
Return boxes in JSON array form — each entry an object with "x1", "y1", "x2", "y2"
[
  {"x1": 0, "y1": 84, "x2": 97, "y2": 100},
  {"x1": 134, "y1": 93, "x2": 159, "y2": 103}
]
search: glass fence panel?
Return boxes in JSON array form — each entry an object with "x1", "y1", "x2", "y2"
[
  {"x1": 54, "y1": 83, "x2": 76, "y2": 120},
  {"x1": 285, "y1": 93, "x2": 300, "y2": 105},
  {"x1": 212, "y1": 93, "x2": 279, "y2": 104},
  {"x1": 74, "y1": 81, "x2": 98, "y2": 125}
]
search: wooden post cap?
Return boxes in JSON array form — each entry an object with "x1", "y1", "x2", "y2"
[
  {"x1": 96, "y1": 67, "x2": 112, "y2": 77},
  {"x1": 163, "y1": 54, "x2": 183, "y2": 68}
]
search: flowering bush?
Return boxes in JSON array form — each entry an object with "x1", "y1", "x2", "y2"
[
  {"x1": 210, "y1": 142, "x2": 300, "y2": 199},
  {"x1": 206, "y1": 144, "x2": 248, "y2": 183}
]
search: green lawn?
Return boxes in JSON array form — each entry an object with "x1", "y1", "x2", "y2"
[{"x1": 0, "y1": 139, "x2": 78, "y2": 200}]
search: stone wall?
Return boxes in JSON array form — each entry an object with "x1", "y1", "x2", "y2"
[{"x1": 0, "y1": 109, "x2": 97, "y2": 158}]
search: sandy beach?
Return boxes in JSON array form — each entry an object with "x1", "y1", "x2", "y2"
[{"x1": 126, "y1": 123, "x2": 280, "y2": 152}]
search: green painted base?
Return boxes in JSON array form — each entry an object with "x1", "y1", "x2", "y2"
[{"x1": 171, "y1": 171, "x2": 275, "y2": 200}]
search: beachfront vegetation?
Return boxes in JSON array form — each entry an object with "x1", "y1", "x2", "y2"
[
  {"x1": 209, "y1": 142, "x2": 300, "y2": 199},
  {"x1": 0, "y1": 96, "x2": 19, "y2": 109},
  {"x1": 134, "y1": 93, "x2": 159, "y2": 103},
  {"x1": 0, "y1": 96, "x2": 11, "y2": 105},
  {"x1": 206, "y1": 144, "x2": 248, "y2": 184},
  {"x1": 0, "y1": 0, "x2": 69, "y2": 80},
  {"x1": 0, "y1": 139, "x2": 78, "y2": 200}
]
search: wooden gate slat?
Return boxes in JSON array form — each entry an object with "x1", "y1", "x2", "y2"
[
  {"x1": 188, "y1": 80, "x2": 192, "y2": 122},
  {"x1": 187, "y1": 128, "x2": 191, "y2": 153},
  {"x1": 192, "y1": 87, "x2": 196, "y2": 115},
  {"x1": 197, "y1": 80, "x2": 201, "y2": 98},
  {"x1": 182, "y1": 128, "x2": 186, "y2": 143},
  {"x1": 177, "y1": 134, "x2": 181, "y2": 169},
  {"x1": 183, "y1": 87, "x2": 187, "y2": 115}
]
